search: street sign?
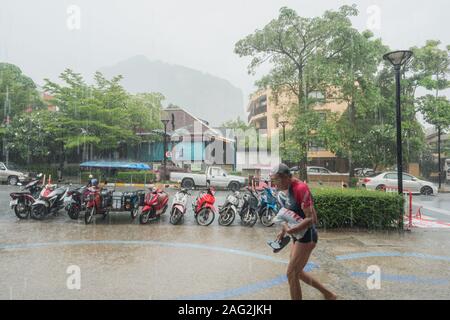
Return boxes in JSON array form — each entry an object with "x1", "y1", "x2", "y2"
[{"x1": 165, "y1": 151, "x2": 172, "y2": 158}]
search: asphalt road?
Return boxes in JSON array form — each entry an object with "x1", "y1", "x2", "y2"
[
  {"x1": 0, "y1": 184, "x2": 449, "y2": 300},
  {"x1": 412, "y1": 193, "x2": 450, "y2": 223}
]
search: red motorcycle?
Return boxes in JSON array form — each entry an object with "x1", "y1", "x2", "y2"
[
  {"x1": 9, "y1": 174, "x2": 43, "y2": 219},
  {"x1": 84, "y1": 186, "x2": 114, "y2": 224},
  {"x1": 192, "y1": 187, "x2": 217, "y2": 226},
  {"x1": 139, "y1": 187, "x2": 169, "y2": 224}
]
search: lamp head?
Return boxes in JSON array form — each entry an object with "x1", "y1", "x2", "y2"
[{"x1": 383, "y1": 50, "x2": 413, "y2": 68}]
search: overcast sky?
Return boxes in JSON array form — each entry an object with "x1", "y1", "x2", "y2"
[{"x1": 1, "y1": 0, "x2": 449, "y2": 122}]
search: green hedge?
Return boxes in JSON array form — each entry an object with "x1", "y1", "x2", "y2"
[
  {"x1": 311, "y1": 188, "x2": 404, "y2": 229},
  {"x1": 81, "y1": 171, "x2": 156, "y2": 184},
  {"x1": 114, "y1": 172, "x2": 156, "y2": 184}
]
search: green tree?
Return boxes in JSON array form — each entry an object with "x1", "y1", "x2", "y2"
[
  {"x1": 222, "y1": 116, "x2": 252, "y2": 131},
  {"x1": 42, "y1": 69, "x2": 164, "y2": 166},
  {"x1": 235, "y1": 5, "x2": 359, "y2": 181},
  {"x1": 4, "y1": 111, "x2": 57, "y2": 164},
  {"x1": 413, "y1": 40, "x2": 450, "y2": 185},
  {"x1": 0, "y1": 63, "x2": 43, "y2": 118}
]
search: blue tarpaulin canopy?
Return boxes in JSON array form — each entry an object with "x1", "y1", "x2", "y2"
[{"x1": 80, "y1": 161, "x2": 151, "y2": 170}]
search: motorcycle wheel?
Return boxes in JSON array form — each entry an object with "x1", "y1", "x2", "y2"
[
  {"x1": 139, "y1": 209, "x2": 153, "y2": 225},
  {"x1": 67, "y1": 206, "x2": 80, "y2": 220},
  {"x1": 241, "y1": 208, "x2": 257, "y2": 227},
  {"x1": 169, "y1": 207, "x2": 183, "y2": 225},
  {"x1": 248, "y1": 209, "x2": 258, "y2": 227},
  {"x1": 31, "y1": 204, "x2": 47, "y2": 220},
  {"x1": 85, "y1": 206, "x2": 96, "y2": 225},
  {"x1": 260, "y1": 207, "x2": 275, "y2": 227},
  {"x1": 14, "y1": 202, "x2": 30, "y2": 219},
  {"x1": 196, "y1": 208, "x2": 215, "y2": 226},
  {"x1": 218, "y1": 207, "x2": 235, "y2": 226},
  {"x1": 130, "y1": 204, "x2": 139, "y2": 220}
]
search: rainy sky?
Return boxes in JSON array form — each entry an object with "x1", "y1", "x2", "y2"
[{"x1": 1, "y1": 0, "x2": 449, "y2": 119}]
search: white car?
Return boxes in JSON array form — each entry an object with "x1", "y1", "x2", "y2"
[
  {"x1": 363, "y1": 172, "x2": 438, "y2": 195},
  {"x1": 290, "y1": 166, "x2": 345, "y2": 175}
]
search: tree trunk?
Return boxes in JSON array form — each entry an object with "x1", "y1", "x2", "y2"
[
  {"x1": 348, "y1": 101, "x2": 356, "y2": 187},
  {"x1": 297, "y1": 69, "x2": 308, "y2": 182}
]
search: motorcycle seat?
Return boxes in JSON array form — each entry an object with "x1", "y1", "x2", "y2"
[
  {"x1": 13, "y1": 191, "x2": 31, "y2": 195},
  {"x1": 53, "y1": 188, "x2": 66, "y2": 195}
]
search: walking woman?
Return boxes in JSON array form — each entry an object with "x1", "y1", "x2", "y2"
[{"x1": 270, "y1": 164, "x2": 336, "y2": 300}]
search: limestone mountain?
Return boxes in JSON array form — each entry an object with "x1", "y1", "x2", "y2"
[{"x1": 99, "y1": 55, "x2": 244, "y2": 126}]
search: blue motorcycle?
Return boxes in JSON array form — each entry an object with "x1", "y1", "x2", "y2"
[{"x1": 258, "y1": 187, "x2": 279, "y2": 227}]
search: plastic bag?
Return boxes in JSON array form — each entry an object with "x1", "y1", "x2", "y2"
[{"x1": 273, "y1": 207, "x2": 307, "y2": 239}]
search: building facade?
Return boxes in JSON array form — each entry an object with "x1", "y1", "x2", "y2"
[
  {"x1": 134, "y1": 105, "x2": 236, "y2": 171},
  {"x1": 247, "y1": 87, "x2": 349, "y2": 172}
]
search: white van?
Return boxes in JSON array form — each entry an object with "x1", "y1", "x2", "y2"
[{"x1": 445, "y1": 159, "x2": 450, "y2": 182}]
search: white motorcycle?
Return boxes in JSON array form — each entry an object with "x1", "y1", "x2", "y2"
[
  {"x1": 30, "y1": 183, "x2": 69, "y2": 220},
  {"x1": 169, "y1": 188, "x2": 191, "y2": 225}
]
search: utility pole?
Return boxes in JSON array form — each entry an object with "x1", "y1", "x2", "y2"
[
  {"x1": 278, "y1": 120, "x2": 289, "y2": 162},
  {"x1": 3, "y1": 87, "x2": 11, "y2": 166}
]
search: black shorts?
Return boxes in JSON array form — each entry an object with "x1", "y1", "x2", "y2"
[{"x1": 293, "y1": 227, "x2": 318, "y2": 244}]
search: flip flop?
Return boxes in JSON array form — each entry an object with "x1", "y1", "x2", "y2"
[{"x1": 267, "y1": 236, "x2": 291, "y2": 253}]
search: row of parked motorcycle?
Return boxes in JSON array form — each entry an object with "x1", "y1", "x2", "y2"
[{"x1": 9, "y1": 174, "x2": 281, "y2": 227}]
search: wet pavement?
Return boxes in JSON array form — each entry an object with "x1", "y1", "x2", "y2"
[
  {"x1": 0, "y1": 185, "x2": 449, "y2": 300},
  {"x1": 412, "y1": 194, "x2": 450, "y2": 223}
]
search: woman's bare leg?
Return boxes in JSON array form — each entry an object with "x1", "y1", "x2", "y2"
[
  {"x1": 297, "y1": 242, "x2": 337, "y2": 300},
  {"x1": 286, "y1": 242, "x2": 313, "y2": 300}
]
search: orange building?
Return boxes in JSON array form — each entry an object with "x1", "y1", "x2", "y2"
[{"x1": 247, "y1": 87, "x2": 349, "y2": 172}]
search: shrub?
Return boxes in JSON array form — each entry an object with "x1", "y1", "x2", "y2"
[
  {"x1": 311, "y1": 188, "x2": 404, "y2": 229},
  {"x1": 23, "y1": 164, "x2": 81, "y2": 179},
  {"x1": 115, "y1": 171, "x2": 156, "y2": 184},
  {"x1": 80, "y1": 171, "x2": 156, "y2": 184}
]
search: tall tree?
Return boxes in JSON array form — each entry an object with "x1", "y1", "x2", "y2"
[
  {"x1": 235, "y1": 5, "x2": 359, "y2": 181},
  {"x1": 0, "y1": 63, "x2": 43, "y2": 118},
  {"x1": 413, "y1": 40, "x2": 450, "y2": 187}
]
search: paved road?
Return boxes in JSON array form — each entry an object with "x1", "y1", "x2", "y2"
[
  {"x1": 0, "y1": 184, "x2": 449, "y2": 300},
  {"x1": 412, "y1": 193, "x2": 450, "y2": 223}
]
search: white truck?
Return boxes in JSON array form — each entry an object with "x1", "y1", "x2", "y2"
[
  {"x1": 0, "y1": 162, "x2": 30, "y2": 185},
  {"x1": 170, "y1": 166, "x2": 247, "y2": 191}
]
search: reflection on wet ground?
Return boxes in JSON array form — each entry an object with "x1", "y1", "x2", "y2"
[{"x1": 0, "y1": 185, "x2": 449, "y2": 299}]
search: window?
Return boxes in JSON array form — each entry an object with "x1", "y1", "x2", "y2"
[
  {"x1": 320, "y1": 168, "x2": 330, "y2": 174},
  {"x1": 402, "y1": 174, "x2": 414, "y2": 181},
  {"x1": 385, "y1": 173, "x2": 397, "y2": 179},
  {"x1": 211, "y1": 168, "x2": 221, "y2": 176},
  {"x1": 309, "y1": 91, "x2": 325, "y2": 100},
  {"x1": 0, "y1": 164, "x2": 5, "y2": 170},
  {"x1": 308, "y1": 167, "x2": 319, "y2": 173}
]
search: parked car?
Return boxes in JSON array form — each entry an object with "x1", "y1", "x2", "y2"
[
  {"x1": 354, "y1": 168, "x2": 375, "y2": 177},
  {"x1": 0, "y1": 162, "x2": 30, "y2": 185},
  {"x1": 363, "y1": 172, "x2": 438, "y2": 195},
  {"x1": 170, "y1": 166, "x2": 247, "y2": 191},
  {"x1": 290, "y1": 166, "x2": 348, "y2": 176}
]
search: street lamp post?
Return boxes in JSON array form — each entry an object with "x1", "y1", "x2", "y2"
[
  {"x1": 278, "y1": 120, "x2": 289, "y2": 162},
  {"x1": 383, "y1": 50, "x2": 413, "y2": 228},
  {"x1": 279, "y1": 120, "x2": 288, "y2": 142},
  {"x1": 161, "y1": 119, "x2": 170, "y2": 180}
]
